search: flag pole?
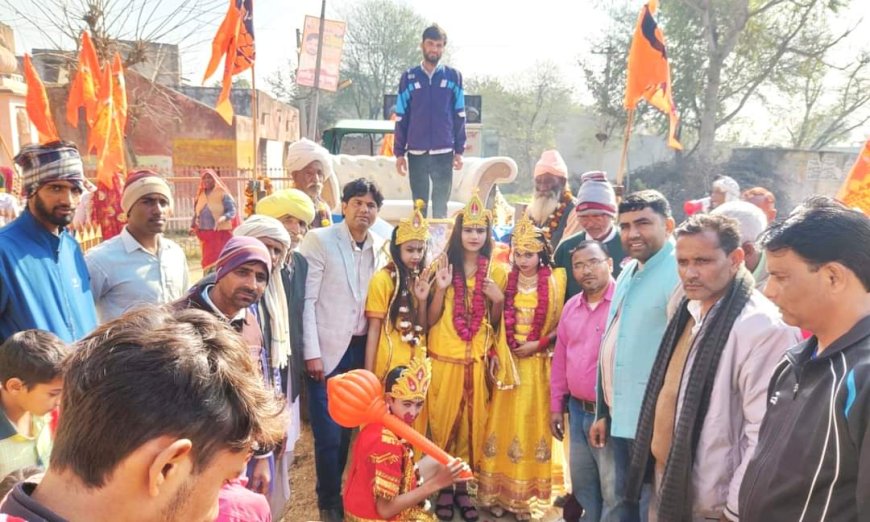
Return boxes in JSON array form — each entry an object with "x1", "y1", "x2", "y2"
[
  {"x1": 251, "y1": 0, "x2": 259, "y2": 180},
  {"x1": 615, "y1": 108, "x2": 635, "y2": 198},
  {"x1": 308, "y1": 0, "x2": 327, "y2": 140},
  {"x1": 252, "y1": 64, "x2": 259, "y2": 178}
]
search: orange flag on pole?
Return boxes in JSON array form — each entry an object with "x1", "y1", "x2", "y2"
[
  {"x1": 624, "y1": 0, "x2": 682, "y2": 150},
  {"x1": 837, "y1": 138, "x2": 870, "y2": 215},
  {"x1": 66, "y1": 31, "x2": 101, "y2": 128},
  {"x1": 112, "y1": 53, "x2": 128, "y2": 132},
  {"x1": 23, "y1": 54, "x2": 59, "y2": 143},
  {"x1": 88, "y1": 57, "x2": 126, "y2": 189},
  {"x1": 203, "y1": 0, "x2": 255, "y2": 124}
]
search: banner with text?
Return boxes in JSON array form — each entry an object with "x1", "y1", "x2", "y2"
[{"x1": 296, "y1": 15, "x2": 346, "y2": 92}]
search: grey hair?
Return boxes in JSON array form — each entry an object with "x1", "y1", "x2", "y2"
[{"x1": 711, "y1": 200, "x2": 767, "y2": 246}]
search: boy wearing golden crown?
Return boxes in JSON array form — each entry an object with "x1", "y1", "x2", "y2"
[
  {"x1": 478, "y1": 215, "x2": 567, "y2": 520},
  {"x1": 365, "y1": 201, "x2": 433, "y2": 434},
  {"x1": 343, "y1": 359, "x2": 469, "y2": 521},
  {"x1": 427, "y1": 189, "x2": 508, "y2": 521}
]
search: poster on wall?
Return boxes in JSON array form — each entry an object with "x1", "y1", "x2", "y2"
[{"x1": 296, "y1": 16, "x2": 347, "y2": 92}]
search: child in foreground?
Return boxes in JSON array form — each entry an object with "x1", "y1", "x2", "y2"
[
  {"x1": 0, "y1": 330, "x2": 68, "y2": 477},
  {"x1": 343, "y1": 358, "x2": 469, "y2": 521}
]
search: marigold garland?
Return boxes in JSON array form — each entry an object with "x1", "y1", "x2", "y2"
[
  {"x1": 541, "y1": 190, "x2": 573, "y2": 241},
  {"x1": 504, "y1": 265, "x2": 551, "y2": 350},
  {"x1": 244, "y1": 176, "x2": 274, "y2": 217},
  {"x1": 453, "y1": 255, "x2": 489, "y2": 341}
]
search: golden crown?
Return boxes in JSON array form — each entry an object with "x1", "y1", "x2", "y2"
[
  {"x1": 512, "y1": 213, "x2": 544, "y2": 253},
  {"x1": 388, "y1": 357, "x2": 431, "y2": 402},
  {"x1": 460, "y1": 188, "x2": 491, "y2": 227},
  {"x1": 395, "y1": 200, "x2": 431, "y2": 245}
]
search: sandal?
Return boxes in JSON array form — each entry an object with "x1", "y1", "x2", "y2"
[
  {"x1": 488, "y1": 505, "x2": 505, "y2": 518},
  {"x1": 454, "y1": 489, "x2": 479, "y2": 522},
  {"x1": 515, "y1": 512, "x2": 532, "y2": 521},
  {"x1": 435, "y1": 488, "x2": 454, "y2": 521}
]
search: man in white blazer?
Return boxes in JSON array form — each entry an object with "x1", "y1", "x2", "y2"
[{"x1": 298, "y1": 178, "x2": 384, "y2": 522}]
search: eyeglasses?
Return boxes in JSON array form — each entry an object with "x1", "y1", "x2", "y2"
[{"x1": 573, "y1": 258, "x2": 607, "y2": 272}]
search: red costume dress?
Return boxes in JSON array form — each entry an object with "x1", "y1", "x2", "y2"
[{"x1": 343, "y1": 422, "x2": 434, "y2": 521}]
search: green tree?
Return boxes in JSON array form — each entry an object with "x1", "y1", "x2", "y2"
[
  {"x1": 334, "y1": 0, "x2": 427, "y2": 119},
  {"x1": 783, "y1": 52, "x2": 870, "y2": 149},
  {"x1": 583, "y1": 0, "x2": 867, "y2": 160},
  {"x1": 267, "y1": 59, "x2": 340, "y2": 138},
  {"x1": 468, "y1": 62, "x2": 575, "y2": 193}
]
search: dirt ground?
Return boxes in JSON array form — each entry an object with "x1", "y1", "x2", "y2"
[{"x1": 279, "y1": 423, "x2": 566, "y2": 522}]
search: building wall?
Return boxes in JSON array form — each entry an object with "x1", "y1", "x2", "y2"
[
  {"x1": 32, "y1": 41, "x2": 181, "y2": 86},
  {"x1": 729, "y1": 147, "x2": 859, "y2": 212},
  {"x1": 45, "y1": 69, "x2": 299, "y2": 173}
]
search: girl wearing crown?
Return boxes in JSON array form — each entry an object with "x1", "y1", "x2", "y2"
[
  {"x1": 477, "y1": 215, "x2": 566, "y2": 520},
  {"x1": 343, "y1": 359, "x2": 469, "y2": 522},
  {"x1": 427, "y1": 190, "x2": 508, "y2": 522},
  {"x1": 364, "y1": 201, "x2": 432, "y2": 434}
]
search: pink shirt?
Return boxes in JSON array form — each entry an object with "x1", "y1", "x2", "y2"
[
  {"x1": 550, "y1": 279, "x2": 615, "y2": 411},
  {"x1": 216, "y1": 479, "x2": 271, "y2": 522}
]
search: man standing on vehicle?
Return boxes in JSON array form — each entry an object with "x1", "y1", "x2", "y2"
[{"x1": 394, "y1": 23, "x2": 466, "y2": 219}]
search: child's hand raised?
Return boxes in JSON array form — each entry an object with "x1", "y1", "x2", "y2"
[
  {"x1": 433, "y1": 256, "x2": 453, "y2": 290},
  {"x1": 413, "y1": 265, "x2": 433, "y2": 301}
]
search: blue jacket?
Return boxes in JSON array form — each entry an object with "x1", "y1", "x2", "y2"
[
  {"x1": 394, "y1": 64, "x2": 466, "y2": 156},
  {"x1": 0, "y1": 210, "x2": 97, "y2": 343},
  {"x1": 596, "y1": 239, "x2": 679, "y2": 439}
]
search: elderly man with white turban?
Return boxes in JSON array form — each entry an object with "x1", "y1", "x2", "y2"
[
  {"x1": 286, "y1": 138, "x2": 334, "y2": 229},
  {"x1": 85, "y1": 170, "x2": 190, "y2": 323}
]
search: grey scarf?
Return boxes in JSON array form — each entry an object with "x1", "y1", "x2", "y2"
[{"x1": 626, "y1": 268, "x2": 754, "y2": 521}]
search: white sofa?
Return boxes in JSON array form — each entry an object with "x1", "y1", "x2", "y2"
[{"x1": 319, "y1": 155, "x2": 518, "y2": 223}]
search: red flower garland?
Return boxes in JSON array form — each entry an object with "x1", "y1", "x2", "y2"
[
  {"x1": 453, "y1": 255, "x2": 490, "y2": 341},
  {"x1": 504, "y1": 265, "x2": 551, "y2": 350}
]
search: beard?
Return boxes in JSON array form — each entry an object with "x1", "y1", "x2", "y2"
[
  {"x1": 33, "y1": 194, "x2": 75, "y2": 227},
  {"x1": 424, "y1": 52, "x2": 441, "y2": 66},
  {"x1": 527, "y1": 190, "x2": 561, "y2": 226}
]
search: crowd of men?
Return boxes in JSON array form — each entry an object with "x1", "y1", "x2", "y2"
[
  {"x1": 0, "y1": 131, "x2": 867, "y2": 522},
  {"x1": 0, "y1": 25, "x2": 868, "y2": 522}
]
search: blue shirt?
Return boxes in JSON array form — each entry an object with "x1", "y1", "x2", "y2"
[
  {"x1": 596, "y1": 239, "x2": 680, "y2": 439},
  {"x1": 394, "y1": 64, "x2": 466, "y2": 156},
  {"x1": 85, "y1": 227, "x2": 190, "y2": 323},
  {"x1": 0, "y1": 210, "x2": 98, "y2": 343}
]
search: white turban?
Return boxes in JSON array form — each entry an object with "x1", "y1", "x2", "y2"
[
  {"x1": 235, "y1": 215, "x2": 292, "y2": 251},
  {"x1": 285, "y1": 138, "x2": 334, "y2": 180},
  {"x1": 234, "y1": 214, "x2": 292, "y2": 369}
]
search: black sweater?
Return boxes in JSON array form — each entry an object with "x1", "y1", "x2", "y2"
[{"x1": 740, "y1": 315, "x2": 870, "y2": 521}]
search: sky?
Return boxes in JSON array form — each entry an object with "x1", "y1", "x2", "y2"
[
  {"x1": 4, "y1": 0, "x2": 870, "y2": 145},
  {"x1": 5, "y1": 0, "x2": 608, "y2": 95}
]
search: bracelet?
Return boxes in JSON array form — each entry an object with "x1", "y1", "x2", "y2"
[{"x1": 538, "y1": 334, "x2": 550, "y2": 351}]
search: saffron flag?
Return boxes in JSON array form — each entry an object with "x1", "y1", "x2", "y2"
[
  {"x1": 203, "y1": 0, "x2": 255, "y2": 124},
  {"x1": 112, "y1": 53, "x2": 128, "y2": 133},
  {"x1": 66, "y1": 31, "x2": 101, "y2": 128},
  {"x1": 624, "y1": 0, "x2": 682, "y2": 150},
  {"x1": 23, "y1": 54, "x2": 59, "y2": 143},
  {"x1": 837, "y1": 138, "x2": 870, "y2": 215},
  {"x1": 88, "y1": 55, "x2": 127, "y2": 190}
]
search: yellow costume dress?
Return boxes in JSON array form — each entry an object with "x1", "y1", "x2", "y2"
[
  {"x1": 477, "y1": 266, "x2": 567, "y2": 513},
  {"x1": 365, "y1": 266, "x2": 428, "y2": 435},
  {"x1": 427, "y1": 260, "x2": 508, "y2": 470}
]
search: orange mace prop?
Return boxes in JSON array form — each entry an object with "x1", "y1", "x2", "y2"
[{"x1": 327, "y1": 369, "x2": 473, "y2": 480}]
